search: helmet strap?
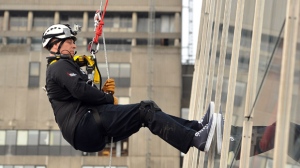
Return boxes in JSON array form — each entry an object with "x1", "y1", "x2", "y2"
[
  {"x1": 56, "y1": 39, "x2": 67, "y2": 54},
  {"x1": 46, "y1": 39, "x2": 61, "y2": 51}
]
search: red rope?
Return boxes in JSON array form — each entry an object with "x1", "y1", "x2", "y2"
[{"x1": 93, "y1": 0, "x2": 109, "y2": 44}]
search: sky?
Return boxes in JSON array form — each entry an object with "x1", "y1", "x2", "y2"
[{"x1": 181, "y1": 0, "x2": 202, "y2": 63}]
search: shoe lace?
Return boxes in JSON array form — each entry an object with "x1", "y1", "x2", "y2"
[
  {"x1": 230, "y1": 136, "x2": 235, "y2": 141},
  {"x1": 195, "y1": 124, "x2": 208, "y2": 136}
]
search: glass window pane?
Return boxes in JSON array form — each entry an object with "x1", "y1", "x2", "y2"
[
  {"x1": 4, "y1": 166, "x2": 13, "y2": 168},
  {"x1": 120, "y1": 64, "x2": 130, "y2": 77},
  {"x1": 32, "y1": 11, "x2": 54, "y2": 31},
  {"x1": 29, "y1": 62, "x2": 40, "y2": 76},
  {"x1": 39, "y1": 131, "x2": 49, "y2": 145},
  {"x1": 60, "y1": 12, "x2": 83, "y2": 26},
  {"x1": 118, "y1": 97, "x2": 129, "y2": 105},
  {"x1": 0, "y1": 131, "x2": 5, "y2": 145},
  {"x1": 7, "y1": 37, "x2": 27, "y2": 44},
  {"x1": 6, "y1": 130, "x2": 17, "y2": 145},
  {"x1": 28, "y1": 130, "x2": 38, "y2": 145},
  {"x1": 29, "y1": 62, "x2": 40, "y2": 87},
  {"x1": 14, "y1": 166, "x2": 23, "y2": 168},
  {"x1": 17, "y1": 131, "x2": 28, "y2": 145},
  {"x1": 98, "y1": 63, "x2": 108, "y2": 78},
  {"x1": 109, "y1": 64, "x2": 119, "y2": 78},
  {"x1": 137, "y1": 18, "x2": 148, "y2": 32},
  {"x1": 49, "y1": 131, "x2": 60, "y2": 146},
  {"x1": 36, "y1": 166, "x2": 46, "y2": 168},
  {"x1": 24, "y1": 166, "x2": 34, "y2": 168}
]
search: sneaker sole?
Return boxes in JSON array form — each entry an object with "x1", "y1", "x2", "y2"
[
  {"x1": 217, "y1": 113, "x2": 222, "y2": 154},
  {"x1": 209, "y1": 102, "x2": 215, "y2": 120},
  {"x1": 204, "y1": 113, "x2": 217, "y2": 152}
]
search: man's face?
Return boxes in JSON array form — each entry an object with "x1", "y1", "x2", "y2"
[
  {"x1": 60, "y1": 39, "x2": 77, "y2": 56},
  {"x1": 52, "y1": 38, "x2": 77, "y2": 57}
]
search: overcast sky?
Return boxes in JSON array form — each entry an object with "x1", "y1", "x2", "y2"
[{"x1": 181, "y1": 0, "x2": 202, "y2": 63}]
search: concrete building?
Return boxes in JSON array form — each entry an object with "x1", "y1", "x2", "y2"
[{"x1": 0, "y1": 1, "x2": 183, "y2": 168}]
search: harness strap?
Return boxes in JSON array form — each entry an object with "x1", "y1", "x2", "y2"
[
  {"x1": 89, "y1": 108, "x2": 111, "y2": 143},
  {"x1": 89, "y1": 108, "x2": 102, "y2": 131}
]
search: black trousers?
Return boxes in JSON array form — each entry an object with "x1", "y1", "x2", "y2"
[{"x1": 74, "y1": 103, "x2": 198, "y2": 153}]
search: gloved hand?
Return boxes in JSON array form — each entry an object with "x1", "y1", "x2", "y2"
[
  {"x1": 113, "y1": 96, "x2": 118, "y2": 105},
  {"x1": 102, "y1": 78, "x2": 115, "y2": 94}
]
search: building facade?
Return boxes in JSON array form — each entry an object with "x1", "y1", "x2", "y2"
[{"x1": 0, "y1": 1, "x2": 183, "y2": 168}]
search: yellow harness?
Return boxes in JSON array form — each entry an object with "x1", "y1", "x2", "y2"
[{"x1": 49, "y1": 55, "x2": 101, "y2": 85}]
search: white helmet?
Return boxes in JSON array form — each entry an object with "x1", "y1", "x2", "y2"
[{"x1": 42, "y1": 24, "x2": 77, "y2": 49}]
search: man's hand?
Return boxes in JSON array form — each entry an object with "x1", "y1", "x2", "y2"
[
  {"x1": 102, "y1": 78, "x2": 115, "y2": 94},
  {"x1": 113, "y1": 96, "x2": 118, "y2": 105}
]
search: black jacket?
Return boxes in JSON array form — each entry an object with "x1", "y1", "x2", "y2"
[{"x1": 45, "y1": 57, "x2": 114, "y2": 148}]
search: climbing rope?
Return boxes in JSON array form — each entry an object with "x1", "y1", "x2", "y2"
[{"x1": 88, "y1": 0, "x2": 114, "y2": 167}]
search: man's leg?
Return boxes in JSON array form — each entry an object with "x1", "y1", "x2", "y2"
[
  {"x1": 167, "y1": 102, "x2": 215, "y2": 132},
  {"x1": 139, "y1": 100, "x2": 217, "y2": 153},
  {"x1": 96, "y1": 103, "x2": 142, "y2": 142}
]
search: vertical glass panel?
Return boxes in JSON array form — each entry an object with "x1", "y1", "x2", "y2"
[
  {"x1": 28, "y1": 62, "x2": 40, "y2": 87},
  {"x1": 7, "y1": 37, "x2": 27, "y2": 44},
  {"x1": 9, "y1": 11, "x2": 28, "y2": 31},
  {"x1": 24, "y1": 166, "x2": 34, "y2": 168},
  {"x1": 39, "y1": 131, "x2": 49, "y2": 145},
  {"x1": 224, "y1": 0, "x2": 287, "y2": 167},
  {"x1": 137, "y1": 13, "x2": 148, "y2": 32},
  {"x1": 49, "y1": 130, "x2": 60, "y2": 146},
  {"x1": 6, "y1": 130, "x2": 17, "y2": 145},
  {"x1": 0, "y1": 11, "x2": 3, "y2": 31},
  {"x1": 118, "y1": 97, "x2": 129, "y2": 105},
  {"x1": 17, "y1": 131, "x2": 28, "y2": 145},
  {"x1": 29, "y1": 62, "x2": 40, "y2": 76},
  {"x1": 32, "y1": 11, "x2": 54, "y2": 31},
  {"x1": 120, "y1": 64, "x2": 130, "y2": 77},
  {"x1": 109, "y1": 64, "x2": 120, "y2": 78},
  {"x1": 0, "y1": 131, "x2": 5, "y2": 145},
  {"x1": 14, "y1": 166, "x2": 23, "y2": 168},
  {"x1": 160, "y1": 15, "x2": 171, "y2": 33},
  {"x1": 31, "y1": 38, "x2": 42, "y2": 51},
  {"x1": 120, "y1": 16, "x2": 132, "y2": 28},
  {"x1": 28, "y1": 130, "x2": 38, "y2": 145},
  {"x1": 98, "y1": 63, "x2": 108, "y2": 79},
  {"x1": 60, "y1": 12, "x2": 83, "y2": 27},
  {"x1": 287, "y1": 13, "x2": 300, "y2": 167}
]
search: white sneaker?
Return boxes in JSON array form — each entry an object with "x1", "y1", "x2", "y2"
[
  {"x1": 217, "y1": 110, "x2": 224, "y2": 154},
  {"x1": 198, "y1": 101, "x2": 215, "y2": 130}
]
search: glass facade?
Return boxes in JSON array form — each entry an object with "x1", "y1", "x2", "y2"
[{"x1": 182, "y1": 0, "x2": 300, "y2": 168}]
